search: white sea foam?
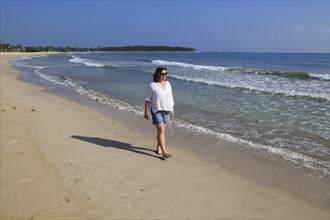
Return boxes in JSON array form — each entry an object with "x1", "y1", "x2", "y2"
[
  {"x1": 153, "y1": 59, "x2": 330, "y2": 81},
  {"x1": 152, "y1": 60, "x2": 227, "y2": 71},
  {"x1": 172, "y1": 119, "x2": 329, "y2": 174},
  {"x1": 14, "y1": 55, "x2": 47, "y2": 61},
  {"x1": 61, "y1": 78, "x2": 144, "y2": 115},
  {"x1": 169, "y1": 74, "x2": 330, "y2": 101},
  {"x1": 13, "y1": 64, "x2": 44, "y2": 69},
  {"x1": 309, "y1": 73, "x2": 330, "y2": 81},
  {"x1": 11, "y1": 56, "x2": 32, "y2": 60},
  {"x1": 69, "y1": 55, "x2": 106, "y2": 67}
]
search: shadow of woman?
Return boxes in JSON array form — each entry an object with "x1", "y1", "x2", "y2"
[{"x1": 71, "y1": 135, "x2": 162, "y2": 160}]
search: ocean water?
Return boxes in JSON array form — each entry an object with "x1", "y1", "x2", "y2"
[{"x1": 10, "y1": 52, "x2": 330, "y2": 207}]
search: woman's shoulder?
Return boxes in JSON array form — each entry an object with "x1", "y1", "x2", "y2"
[
  {"x1": 148, "y1": 81, "x2": 171, "y2": 87},
  {"x1": 148, "y1": 82, "x2": 158, "y2": 89}
]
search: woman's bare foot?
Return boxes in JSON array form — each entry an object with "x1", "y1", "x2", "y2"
[
  {"x1": 163, "y1": 152, "x2": 172, "y2": 159},
  {"x1": 155, "y1": 148, "x2": 162, "y2": 155}
]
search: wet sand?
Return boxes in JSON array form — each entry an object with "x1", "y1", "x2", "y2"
[{"x1": 1, "y1": 52, "x2": 329, "y2": 219}]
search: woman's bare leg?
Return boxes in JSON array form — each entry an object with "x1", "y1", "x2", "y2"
[
  {"x1": 156, "y1": 138, "x2": 162, "y2": 155},
  {"x1": 155, "y1": 123, "x2": 171, "y2": 158}
]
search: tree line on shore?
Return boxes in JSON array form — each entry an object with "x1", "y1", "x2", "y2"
[{"x1": 0, "y1": 41, "x2": 195, "y2": 52}]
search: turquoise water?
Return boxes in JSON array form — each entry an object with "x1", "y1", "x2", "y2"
[{"x1": 10, "y1": 52, "x2": 330, "y2": 206}]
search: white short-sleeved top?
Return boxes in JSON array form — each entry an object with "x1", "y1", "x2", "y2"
[{"x1": 145, "y1": 81, "x2": 174, "y2": 113}]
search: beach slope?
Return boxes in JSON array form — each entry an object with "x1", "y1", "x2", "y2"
[{"x1": 1, "y1": 53, "x2": 329, "y2": 219}]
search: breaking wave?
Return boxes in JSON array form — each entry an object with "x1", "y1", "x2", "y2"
[
  {"x1": 172, "y1": 119, "x2": 329, "y2": 174},
  {"x1": 151, "y1": 60, "x2": 330, "y2": 81},
  {"x1": 169, "y1": 74, "x2": 330, "y2": 101},
  {"x1": 69, "y1": 55, "x2": 112, "y2": 68}
]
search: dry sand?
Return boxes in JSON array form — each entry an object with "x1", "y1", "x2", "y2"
[{"x1": 1, "y1": 52, "x2": 329, "y2": 219}]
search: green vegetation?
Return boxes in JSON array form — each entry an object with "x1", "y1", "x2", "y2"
[
  {"x1": 0, "y1": 41, "x2": 25, "y2": 52},
  {"x1": 0, "y1": 41, "x2": 195, "y2": 52}
]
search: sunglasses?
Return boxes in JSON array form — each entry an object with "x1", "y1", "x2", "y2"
[{"x1": 161, "y1": 72, "x2": 168, "y2": 76}]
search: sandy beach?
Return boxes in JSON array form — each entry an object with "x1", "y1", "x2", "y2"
[{"x1": 1, "y1": 52, "x2": 329, "y2": 219}]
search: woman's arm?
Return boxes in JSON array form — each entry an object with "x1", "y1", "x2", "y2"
[
  {"x1": 144, "y1": 100, "x2": 150, "y2": 120},
  {"x1": 170, "y1": 108, "x2": 174, "y2": 119}
]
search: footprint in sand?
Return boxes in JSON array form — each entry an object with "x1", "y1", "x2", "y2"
[
  {"x1": 66, "y1": 159, "x2": 77, "y2": 167},
  {"x1": 53, "y1": 197, "x2": 71, "y2": 209},
  {"x1": 73, "y1": 177, "x2": 83, "y2": 186}
]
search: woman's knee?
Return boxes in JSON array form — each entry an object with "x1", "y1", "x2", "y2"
[{"x1": 156, "y1": 123, "x2": 166, "y2": 134}]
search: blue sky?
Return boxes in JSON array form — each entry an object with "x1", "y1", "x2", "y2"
[{"x1": 1, "y1": 1, "x2": 329, "y2": 52}]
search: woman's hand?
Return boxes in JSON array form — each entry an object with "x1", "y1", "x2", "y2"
[
  {"x1": 144, "y1": 101, "x2": 150, "y2": 120},
  {"x1": 144, "y1": 109, "x2": 150, "y2": 120},
  {"x1": 170, "y1": 110, "x2": 174, "y2": 119}
]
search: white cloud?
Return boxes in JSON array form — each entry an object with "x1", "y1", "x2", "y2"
[
  {"x1": 247, "y1": 33, "x2": 257, "y2": 40},
  {"x1": 295, "y1": 26, "x2": 305, "y2": 32},
  {"x1": 295, "y1": 25, "x2": 330, "y2": 35}
]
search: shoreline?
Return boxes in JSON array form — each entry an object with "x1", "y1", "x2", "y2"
[
  {"x1": 1, "y1": 52, "x2": 329, "y2": 219},
  {"x1": 14, "y1": 52, "x2": 330, "y2": 208}
]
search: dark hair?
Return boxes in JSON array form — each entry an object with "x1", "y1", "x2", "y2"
[{"x1": 153, "y1": 66, "x2": 167, "y2": 82}]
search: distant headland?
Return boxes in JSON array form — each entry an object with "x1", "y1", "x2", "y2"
[{"x1": 0, "y1": 42, "x2": 196, "y2": 52}]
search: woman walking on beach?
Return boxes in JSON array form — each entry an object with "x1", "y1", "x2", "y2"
[{"x1": 144, "y1": 67, "x2": 174, "y2": 160}]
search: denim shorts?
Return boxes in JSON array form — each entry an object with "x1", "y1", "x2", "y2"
[{"x1": 151, "y1": 111, "x2": 170, "y2": 125}]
